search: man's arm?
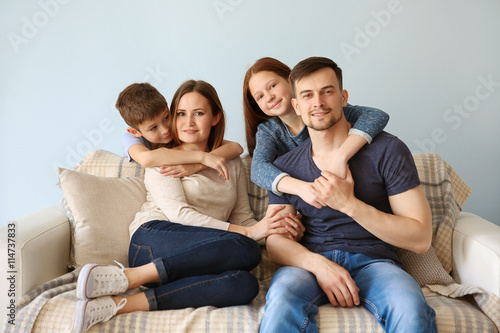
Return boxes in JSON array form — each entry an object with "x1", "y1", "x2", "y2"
[
  {"x1": 312, "y1": 167, "x2": 432, "y2": 254},
  {"x1": 265, "y1": 204, "x2": 360, "y2": 308}
]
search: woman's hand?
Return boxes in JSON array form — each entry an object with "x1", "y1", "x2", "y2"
[
  {"x1": 283, "y1": 213, "x2": 305, "y2": 241},
  {"x1": 246, "y1": 205, "x2": 304, "y2": 242}
]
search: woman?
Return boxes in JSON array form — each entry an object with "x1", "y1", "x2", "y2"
[
  {"x1": 72, "y1": 80, "x2": 303, "y2": 333},
  {"x1": 243, "y1": 57, "x2": 390, "y2": 208}
]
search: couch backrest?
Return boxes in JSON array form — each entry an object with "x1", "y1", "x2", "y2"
[{"x1": 61, "y1": 150, "x2": 470, "y2": 287}]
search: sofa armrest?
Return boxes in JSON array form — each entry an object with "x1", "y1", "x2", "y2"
[
  {"x1": 452, "y1": 212, "x2": 500, "y2": 297},
  {"x1": 0, "y1": 205, "x2": 71, "y2": 308}
]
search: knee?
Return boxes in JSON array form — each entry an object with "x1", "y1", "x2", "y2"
[
  {"x1": 226, "y1": 271, "x2": 259, "y2": 305},
  {"x1": 246, "y1": 239, "x2": 262, "y2": 268},
  {"x1": 383, "y1": 292, "x2": 436, "y2": 332},
  {"x1": 266, "y1": 267, "x2": 315, "y2": 304},
  {"x1": 226, "y1": 233, "x2": 262, "y2": 269}
]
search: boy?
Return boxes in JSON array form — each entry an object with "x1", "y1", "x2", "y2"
[{"x1": 116, "y1": 83, "x2": 243, "y2": 179}]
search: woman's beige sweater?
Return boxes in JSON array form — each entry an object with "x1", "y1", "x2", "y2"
[{"x1": 129, "y1": 157, "x2": 257, "y2": 238}]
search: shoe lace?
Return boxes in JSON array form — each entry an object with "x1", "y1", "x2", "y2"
[
  {"x1": 95, "y1": 261, "x2": 128, "y2": 295},
  {"x1": 86, "y1": 298, "x2": 127, "y2": 330}
]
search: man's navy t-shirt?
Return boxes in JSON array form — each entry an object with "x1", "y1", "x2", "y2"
[{"x1": 268, "y1": 131, "x2": 421, "y2": 263}]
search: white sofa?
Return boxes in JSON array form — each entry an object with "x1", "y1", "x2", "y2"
[{"x1": 1, "y1": 150, "x2": 499, "y2": 332}]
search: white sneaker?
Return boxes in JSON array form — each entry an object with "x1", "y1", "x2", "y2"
[
  {"x1": 77, "y1": 261, "x2": 129, "y2": 299},
  {"x1": 72, "y1": 296, "x2": 127, "y2": 333}
]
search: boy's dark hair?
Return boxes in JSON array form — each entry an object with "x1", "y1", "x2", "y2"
[
  {"x1": 290, "y1": 57, "x2": 343, "y2": 96},
  {"x1": 115, "y1": 83, "x2": 168, "y2": 130}
]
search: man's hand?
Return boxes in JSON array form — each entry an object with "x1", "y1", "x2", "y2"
[
  {"x1": 313, "y1": 255, "x2": 360, "y2": 307},
  {"x1": 310, "y1": 166, "x2": 357, "y2": 214}
]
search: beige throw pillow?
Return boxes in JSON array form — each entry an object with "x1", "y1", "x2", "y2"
[
  {"x1": 58, "y1": 168, "x2": 146, "y2": 268},
  {"x1": 397, "y1": 153, "x2": 471, "y2": 287}
]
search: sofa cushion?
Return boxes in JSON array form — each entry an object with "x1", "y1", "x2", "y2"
[
  {"x1": 18, "y1": 270, "x2": 498, "y2": 333},
  {"x1": 58, "y1": 167, "x2": 146, "y2": 268},
  {"x1": 59, "y1": 150, "x2": 145, "y2": 268}
]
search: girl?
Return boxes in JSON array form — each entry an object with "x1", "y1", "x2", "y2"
[
  {"x1": 72, "y1": 80, "x2": 303, "y2": 333},
  {"x1": 243, "y1": 57, "x2": 390, "y2": 208}
]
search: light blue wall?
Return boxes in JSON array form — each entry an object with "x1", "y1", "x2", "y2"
[{"x1": 1, "y1": 0, "x2": 499, "y2": 225}]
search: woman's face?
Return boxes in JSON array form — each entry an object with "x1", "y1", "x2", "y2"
[
  {"x1": 175, "y1": 92, "x2": 220, "y2": 147},
  {"x1": 248, "y1": 71, "x2": 294, "y2": 117}
]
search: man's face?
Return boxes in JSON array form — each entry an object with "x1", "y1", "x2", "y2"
[{"x1": 291, "y1": 67, "x2": 348, "y2": 131}]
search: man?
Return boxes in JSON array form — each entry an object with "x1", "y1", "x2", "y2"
[{"x1": 259, "y1": 56, "x2": 437, "y2": 333}]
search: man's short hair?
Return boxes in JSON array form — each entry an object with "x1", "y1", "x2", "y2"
[
  {"x1": 290, "y1": 57, "x2": 343, "y2": 96},
  {"x1": 116, "y1": 83, "x2": 168, "y2": 130}
]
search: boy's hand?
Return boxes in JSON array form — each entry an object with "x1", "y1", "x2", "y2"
[
  {"x1": 201, "y1": 153, "x2": 229, "y2": 180},
  {"x1": 159, "y1": 153, "x2": 228, "y2": 180},
  {"x1": 160, "y1": 164, "x2": 204, "y2": 178}
]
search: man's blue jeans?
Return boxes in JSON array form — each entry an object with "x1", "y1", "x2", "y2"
[
  {"x1": 260, "y1": 250, "x2": 436, "y2": 333},
  {"x1": 129, "y1": 220, "x2": 261, "y2": 311}
]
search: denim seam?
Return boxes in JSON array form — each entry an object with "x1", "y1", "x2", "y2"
[
  {"x1": 300, "y1": 293, "x2": 326, "y2": 333},
  {"x1": 129, "y1": 243, "x2": 154, "y2": 267},
  {"x1": 144, "y1": 288, "x2": 158, "y2": 311},
  {"x1": 154, "y1": 270, "x2": 243, "y2": 301},
  {"x1": 161, "y1": 234, "x2": 242, "y2": 262},
  {"x1": 361, "y1": 297, "x2": 384, "y2": 323}
]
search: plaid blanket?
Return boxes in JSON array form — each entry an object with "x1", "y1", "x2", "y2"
[{"x1": 3, "y1": 152, "x2": 499, "y2": 332}]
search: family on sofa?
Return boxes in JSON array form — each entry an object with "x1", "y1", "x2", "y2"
[{"x1": 73, "y1": 56, "x2": 436, "y2": 333}]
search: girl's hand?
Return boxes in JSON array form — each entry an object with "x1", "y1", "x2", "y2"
[
  {"x1": 297, "y1": 182, "x2": 327, "y2": 209},
  {"x1": 328, "y1": 150, "x2": 348, "y2": 180},
  {"x1": 310, "y1": 167, "x2": 356, "y2": 214}
]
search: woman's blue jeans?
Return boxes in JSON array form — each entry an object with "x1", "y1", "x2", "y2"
[
  {"x1": 260, "y1": 250, "x2": 437, "y2": 333},
  {"x1": 128, "y1": 220, "x2": 261, "y2": 311}
]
